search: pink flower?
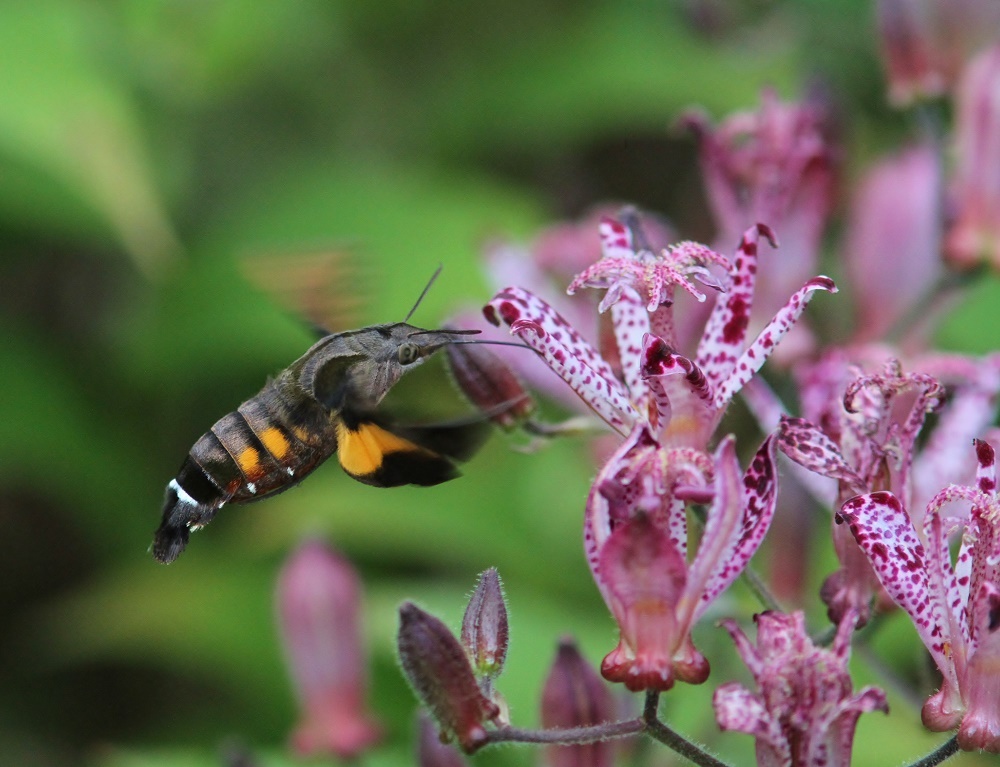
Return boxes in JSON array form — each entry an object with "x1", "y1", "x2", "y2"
[
  {"x1": 876, "y1": 0, "x2": 1000, "y2": 106},
  {"x1": 485, "y1": 217, "x2": 835, "y2": 689},
  {"x1": 590, "y1": 433, "x2": 778, "y2": 691},
  {"x1": 683, "y1": 92, "x2": 836, "y2": 360},
  {"x1": 946, "y1": 44, "x2": 1000, "y2": 269},
  {"x1": 838, "y1": 439, "x2": 1000, "y2": 752},
  {"x1": 275, "y1": 539, "x2": 381, "y2": 758},
  {"x1": 780, "y1": 354, "x2": 1000, "y2": 624},
  {"x1": 843, "y1": 144, "x2": 942, "y2": 345},
  {"x1": 713, "y1": 610, "x2": 888, "y2": 767}
]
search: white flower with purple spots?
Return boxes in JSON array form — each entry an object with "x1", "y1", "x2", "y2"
[
  {"x1": 483, "y1": 216, "x2": 835, "y2": 690},
  {"x1": 838, "y1": 439, "x2": 1000, "y2": 753}
]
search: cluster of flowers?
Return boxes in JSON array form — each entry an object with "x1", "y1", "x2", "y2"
[{"x1": 272, "y1": 8, "x2": 1000, "y2": 766}]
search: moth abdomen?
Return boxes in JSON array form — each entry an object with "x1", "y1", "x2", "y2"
[{"x1": 152, "y1": 381, "x2": 338, "y2": 564}]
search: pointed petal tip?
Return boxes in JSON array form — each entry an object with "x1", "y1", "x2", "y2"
[
  {"x1": 753, "y1": 223, "x2": 779, "y2": 249},
  {"x1": 808, "y1": 275, "x2": 838, "y2": 293}
]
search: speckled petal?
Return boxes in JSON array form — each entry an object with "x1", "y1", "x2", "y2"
[
  {"x1": 696, "y1": 224, "x2": 775, "y2": 389},
  {"x1": 837, "y1": 492, "x2": 952, "y2": 674},
  {"x1": 679, "y1": 436, "x2": 741, "y2": 629},
  {"x1": 611, "y1": 285, "x2": 650, "y2": 406},
  {"x1": 484, "y1": 287, "x2": 638, "y2": 434},
  {"x1": 778, "y1": 415, "x2": 865, "y2": 489},
  {"x1": 713, "y1": 683, "x2": 787, "y2": 759},
  {"x1": 695, "y1": 435, "x2": 778, "y2": 621},
  {"x1": 711, "y1": 275, "x2": 837, "y2": 410}
]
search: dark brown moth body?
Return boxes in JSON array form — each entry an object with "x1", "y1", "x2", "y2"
[{"x1": 153, "y1": 322, "x2": 485, "y2": 564}]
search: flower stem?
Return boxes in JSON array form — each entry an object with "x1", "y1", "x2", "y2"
[
  {"x1": 639, "y1": 691, "x2": 731, "y2": 767},
  {"x1": 479, "y1": 691, "x2": 734, "y2": 766},
  {"x1": 483, "y1": 718, "x2": 644, "y2": 746},
  {"x1": 906, "y1": 736, "x2": 959, "y2": 767},
  {"x1": 740, "y1": 563, "x2": 785, "y2": 613}
]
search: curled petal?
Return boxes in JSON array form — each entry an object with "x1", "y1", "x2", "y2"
[
  {"x1": 716, "y1": 610, "x2": 887, "y2": 767},
  {"x1": 713, "y1": 683, "x2": 787, "y2": 763},
  {"x1": 484, "y1": 287, "x2": 638, "y2": 434}
]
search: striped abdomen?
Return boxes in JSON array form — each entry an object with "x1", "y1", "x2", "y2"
[
  {"x1": 153, "y1": 379, "x2": 337, "y2": 563},
  {"x1": 184, "y1": 393, "x2": 337, "y2": 503}
]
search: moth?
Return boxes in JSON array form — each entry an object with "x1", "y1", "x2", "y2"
[{"x1": 152, "y1": 273, "x2": 487, "y2": 564}]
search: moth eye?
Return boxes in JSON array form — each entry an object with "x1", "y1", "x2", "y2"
[{"x1": 398, "y1": 342, "x2": 420, "y2": 365}]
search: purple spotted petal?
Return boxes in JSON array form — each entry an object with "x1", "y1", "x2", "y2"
[
  {"x1": 711, "y1": 275, "x2": 837, "y2": 411},
  {"x1": 696, "y1": 224, "x2": 775, "y2": 389},
  {"x1": 484, "y1": 288, "x2": 638, "y2": 434},
  {"x1": 713, "y1": 683, "x2": 787, "y2": 760},
  {"x1": 678, "y1": 436, "x2": 742, "y2": 630},
  {"x1": 778, "y1": 415, "x2": 865, "y2": 490},
  {"x1": 598, "y1": 215, "x2": 635, "y2": 258},
  {"x1": 694, "y1": 435, "x2": 779, "y2": 621},
  {"x1": 837, "y1": 492, "x2": 953, "y2": 675},
  {"x1": 975, "y1": 438, "x2": 997, "y2": 495},
  {"x1": 610, "y1": 285, "x2": 650, "y2": 406},
  {"x1": 641, "y1": 334, "x2": 717, "y2": 447}
]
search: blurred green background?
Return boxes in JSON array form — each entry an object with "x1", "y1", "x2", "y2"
[{"x1": 2, "y1": 2, "x2": 996, "y2": 766}]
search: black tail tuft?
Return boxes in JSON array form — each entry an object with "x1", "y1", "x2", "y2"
[
  {"x1": 151, "y1": 522, "x2": 190, "y2": 564},
  {"x1": 151, "y1": 481, "x2": 217, "y2": 564}
]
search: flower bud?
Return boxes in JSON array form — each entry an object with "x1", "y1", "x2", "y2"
[
  {"x1": 445, "y1": 338, "x2": 536, "y2": 430},
  {"x1": 398, "y1": 602, "x2": 500, "y2": 753},
  {"x1": 540, "y1": 638, "x2": 615, "y2": 767},
  {"x1": 275, "y1": 539, "x2": 381, "y2": 758},
  {"x1": 460, "y1": 568, "x2": 509, "y2": 677},
  {"x1": 946, "y1": 44, "x2": 1000, "y2": 269}
]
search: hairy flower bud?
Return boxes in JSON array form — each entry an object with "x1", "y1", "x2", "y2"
[
  {"x1": 540, "y1": 638, "x2": 616, "y2": 767},
  {"x1": 445, "y1": 339, "x2": 536, "y2": 430},
  {"x1": 275, "y1": 539, "x2": 381, "y2": 758},
  {"x1": 460, "y1": 568, "x2": 509, "y2": 677},
  {"x1": 398, "y1": 602, "x2": 500, "y2": 752}
]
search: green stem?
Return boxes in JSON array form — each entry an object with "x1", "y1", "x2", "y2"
[{"x1": 641, "y1": 691, "x2": 732, "y2": 767}]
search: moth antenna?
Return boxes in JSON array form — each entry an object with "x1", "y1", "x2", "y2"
[
  {"x1": 404, "y1": 263, "x2": 444, "y2": 323},
  {"x1": 407, "y1": 328, "x2": 481, "y2": 337}
]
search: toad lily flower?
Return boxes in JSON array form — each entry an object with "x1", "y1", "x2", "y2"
[
  {"x1": 713, "y1": 610, "x2": 888, "y2": 767},
  {"x1": 484, "y1": 218, "x2": 835, "y2": 690},
  {"x1": 838, "y1": 439, "x2": 1000, "y2": 752},
  {"x1": 779, "y1": 359, "x2": 945, "y2": 624},
  {"x1": 683, "y1": 93, "x2": 836, "y2": 361}
]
